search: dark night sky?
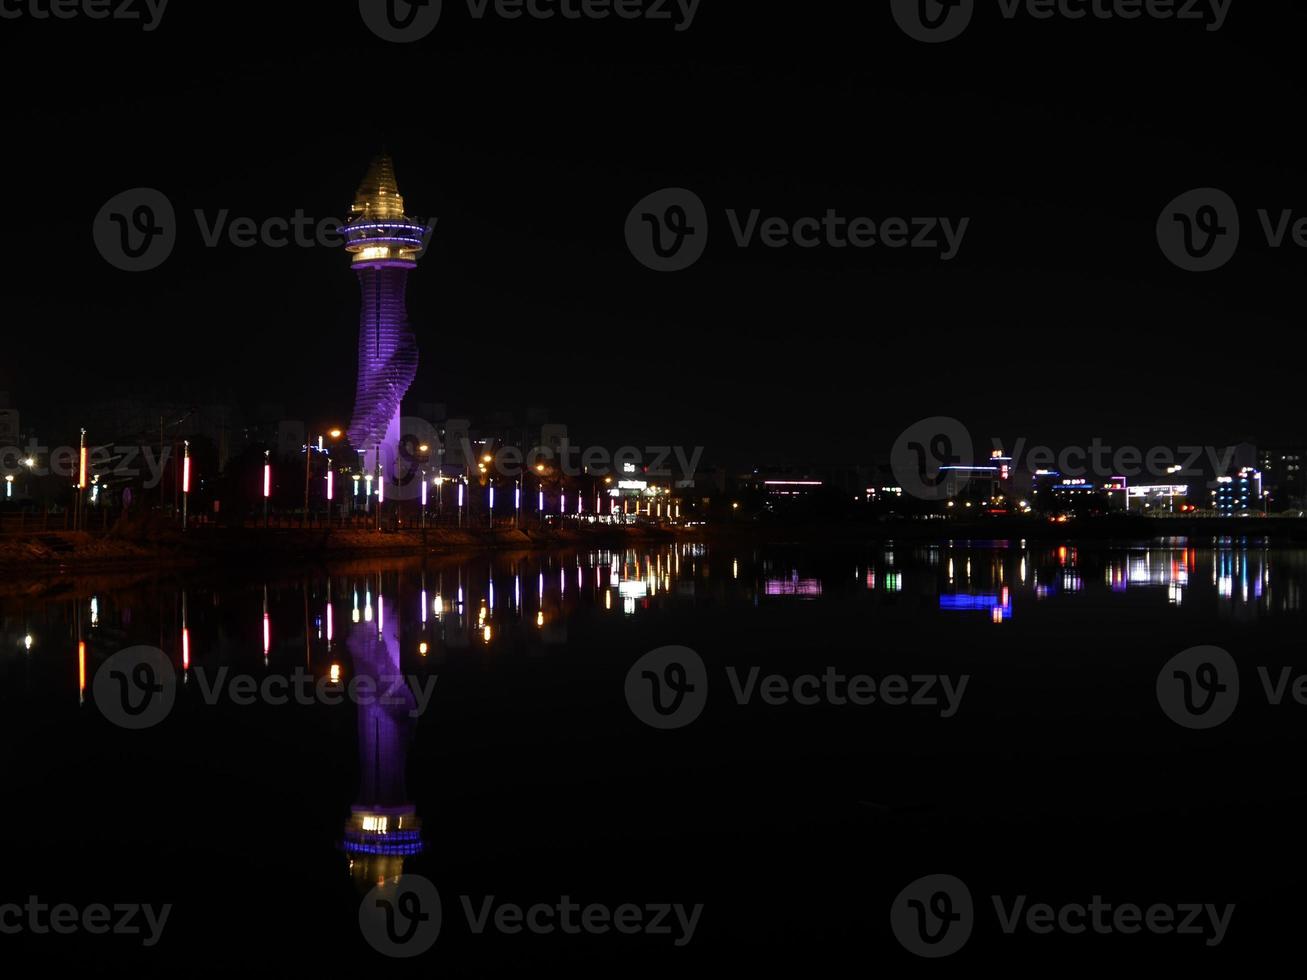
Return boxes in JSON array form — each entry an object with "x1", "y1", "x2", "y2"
[{"x1": 2, "y1": 0, "x2": 1304, "y2": 465}]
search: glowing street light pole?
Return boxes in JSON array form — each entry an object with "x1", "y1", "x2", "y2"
[
  {"x1": 303, "y1": 437, "x2": 312, "y2": 526},
  {"x1": 263, "y1": 450, "x2": 271, "y2": 527},
  {"x1": 420, "y1": 467, "x2": 427, "y2": 530},
  {"x1": 76, "y1": 428, "x2": 87, "y2": 531},
  {"x1": 181, "y1": 439, "x2": 191, "y2": 531}
]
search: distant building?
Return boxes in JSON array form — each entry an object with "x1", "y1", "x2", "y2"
[
  {"x1": 1258, "y1": 447, "x2": 1306, "y2": 509},
  {"x1": 277, "y1": 420, "x2": 306, "y2": 461},
  {"x1": 0, "y1": 406, "x2": 18, "y2": 448},
  {"x1": 1211, "y1": 466, "x2": 1263, "y2": 515},
  {"x1": 540, "y1": 424, "x2": 568, "y2": 461},
  {"x1": 1127, "y1": 482, "x2": 1191, "y2": 513},
  {"x1": 441, "y1": 419, "x2": 471, "y2": 472}
]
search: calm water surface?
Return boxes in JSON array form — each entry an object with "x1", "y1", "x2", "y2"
[{"x1": 3, "y1": 537, "x2": 1305, "y2": 969}]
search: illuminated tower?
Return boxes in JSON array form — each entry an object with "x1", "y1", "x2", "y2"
[
  {"x1": 344, "y1": 154, "x2": 428, "y2": 484},
  {"x1": 342, "y1": 588, "x2": 424, "y2": 887}
]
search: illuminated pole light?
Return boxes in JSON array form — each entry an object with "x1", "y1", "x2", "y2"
[
  {"x1": 457, "y1": 479, "x2": 465, "y2": 527},
  {"x1": 515, "y1": 481, "x2": 521, "y2": 527},
  {"x1": 488, "y1": 484, "x2": 495, "y2": 528},
  {"x1": 326, "y1": 468, "x2": 334, "y2": 502},
  {"x1": 4, "y1": 475, "x2": 11, "y2": 499},
  {"x1": 181, "y1": 440, "x2": 191, "y2": 530},
  {"x1": 76, "y1": 428, "x2": 87, "y2": 531}
]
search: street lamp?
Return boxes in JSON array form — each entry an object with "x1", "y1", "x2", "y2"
[
  {"x1": 76, "y1": 428, "x2": 87, "y2": 531},
  {"x1": 305, "y1": 428, "x2": 343, "y2": 527},
  {"x1": 181, "y1": 439, "x2": 191, "y2": 530}
]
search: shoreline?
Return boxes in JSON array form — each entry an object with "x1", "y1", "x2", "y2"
[{"x1": 3, "y1": 514, "x2": 1306, "y2": 582}]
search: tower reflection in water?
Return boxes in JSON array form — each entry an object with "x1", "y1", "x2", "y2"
[{"x1": 341, "y1": 583, "x2": 423, "y2": 888}]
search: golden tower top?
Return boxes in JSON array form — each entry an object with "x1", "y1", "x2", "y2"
[{"x1": 351, "y1": 153, "x2": 406, "y2": 222}]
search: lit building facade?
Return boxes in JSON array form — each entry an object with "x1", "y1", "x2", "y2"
[
  {"x1": 345, "y1": 154, "x2": 429, "y2": 487},
  {"x1": 1211, "y1": 467, "x2": 1263, "y2": 515}
]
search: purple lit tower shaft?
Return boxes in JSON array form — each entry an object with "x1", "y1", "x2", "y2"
[
  {"x1": 344, "y1": 154, "x2": 428, "y2": 484},
  {"x1": 351, "y1": 265, "x2": 417, "y2": 479}
]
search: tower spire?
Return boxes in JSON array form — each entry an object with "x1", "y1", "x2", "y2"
[{"x1": 352, "y1": 152, "x2": 405, "y2": 221}]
